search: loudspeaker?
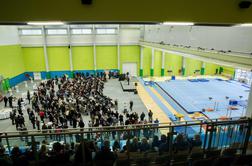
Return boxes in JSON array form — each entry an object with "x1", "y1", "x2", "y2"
[
  {"x1": 81, "y1": 0, "x2": 92, "y2": 5},
  {"x1": 239, "y1": 0, "x2": 251, "y2": 8}
]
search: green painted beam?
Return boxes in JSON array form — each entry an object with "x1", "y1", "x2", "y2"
[
  {"x1": 161, "y1": 68, "x2": 165, "y2": 76},
  {"x1": 140, "y1": 69, "x2": 143, "y2": 77},
  {"x1": 182, "y1": 67, "x2": 186, "y2": 76},
  {"x1": 46, "y1": 72, "x2": 51, "y2": 79},
  {"x1": 150, "y1": 69, "x2": 154, "y2": 77},
  {"x1": 201, "y1": 67, "x2": 205, "y2": 75}
]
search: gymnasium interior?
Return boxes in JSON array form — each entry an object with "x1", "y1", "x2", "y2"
[{"x1": 0, "y1": 0, "x2": 252, "y2": 165}]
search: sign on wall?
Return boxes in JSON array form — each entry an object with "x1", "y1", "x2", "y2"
[{"x1": 33, "y1": 72, "x2": 41, "y2": 80}]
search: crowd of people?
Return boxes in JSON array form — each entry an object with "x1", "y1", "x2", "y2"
[
  {"x1": 0, "y1": 132, "x2": 202, "y2": 166},
  {"x1": 3, "y1": 73, "x2": 156, "y2": 136}
]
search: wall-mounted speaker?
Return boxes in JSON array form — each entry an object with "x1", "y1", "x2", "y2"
[
  {"x1": 81, "y1": 0, "x2": 92, "y2": 5},
  {"x1": 239, "y1": 0, "x2": 251, "y2": 8}
]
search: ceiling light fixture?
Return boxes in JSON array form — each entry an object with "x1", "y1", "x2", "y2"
[
  {"x1": 235, "y1": 23, "x2": 252, "y2": 27},
  {"x1": 27, "y1": 21, "x2": 65, "y2": 25},
  {"x1": 162, "y1": 22, "x2": 194, "y2": 26}
]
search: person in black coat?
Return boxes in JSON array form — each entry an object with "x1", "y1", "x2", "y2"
[
  {"x1": 130, "y1": 101, "x2": 133, "y2": 111},
  {"x1": 27, "y1": 90, "x2": 31, "y2": 104},
  {"x1": 8, "y1": 96, "x2": 13, "y2": 108},
  {"x1": 72, "y1": 118, "x2": 77, "y2": 128},
  {"x1": 79, "y1": 120, "x2": 84, "y2": 128},
  {"x1": 3, "y1": 96, "x2": 8, "y2": 107}
]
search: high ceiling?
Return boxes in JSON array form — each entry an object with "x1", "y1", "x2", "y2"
[{"x1": 0, "y1": 0, "x2": 252, "y2": 24}]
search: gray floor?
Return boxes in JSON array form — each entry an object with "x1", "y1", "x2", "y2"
[
  {"x1": 103, "y1": 79, "x2": 147, "y2": 116},
  {"x1": 0, "y1": 78, "x2": 148, "y2": 133}
]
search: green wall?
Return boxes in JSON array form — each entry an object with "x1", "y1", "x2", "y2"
[
  {"x1": 96, "y1": 46, "x2": 117, "y2": 70},
  {"x1": 20, "y1": 46, "x2": 236, "y2": 78},
  {"x1": 185, "y1": 58, "x2": 202, "y2": 76},
  {"x1": 154, "y1": 50, "x2": 162, "y2": 76},
  {"x1": 143, "y1": 47, "x2": 152, "y2": 76},
  {"x1": 164, "y1": 53, "x2": 182, "y2": 76},
  {"x1": 120, "y1": 45, "x2": 140, "y2": 74},
  {"x1": 222, "y1": 66, "x2": 235, "y2": 76},
  {"x1": 72, "y1": 46, "x2": 94, "y2": 70},
  {"x1": 0, "y1": 45, "x2": 24, "y2": 78},
  {"x1": 47, "y1": 46, "x2": 70, "y2": 71},
  {"x1": 22, "y1": 47, "x2": 45, "y2": 72},
  {"x1": 205, "y1": 62, "x2": 219, "y2": 75}
]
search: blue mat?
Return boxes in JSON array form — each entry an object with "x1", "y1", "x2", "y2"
[
  {"x1": 156, "y1": 79, "x2": 249, "y2": 119},
  {"x1": 188, "y1": 79, "x2": 199, "y2": 82},
  {"x1": 242, "y1": 84, "x2": 250, "y2": 89},
  {"x1": 197, "y1": 78, "x2": 209, "y2": 82}
]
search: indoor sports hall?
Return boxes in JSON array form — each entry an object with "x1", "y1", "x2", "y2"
[{"x1": 0, "y1": 1, "x2": 252, "y2": 166}]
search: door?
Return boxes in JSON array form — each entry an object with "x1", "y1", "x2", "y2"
[{"x1": 122, "y1": 63, "x2": 137, "y2": 77}]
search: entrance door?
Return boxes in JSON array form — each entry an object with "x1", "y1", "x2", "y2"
[{"x1": 122, "y1": 63, "x2": 137, "y2": 77}]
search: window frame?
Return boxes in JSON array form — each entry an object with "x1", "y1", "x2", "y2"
[
  {"x1": 96, "y1": 28, "x2": 117, "y2": 35},
  {"x1": 71, "y1": 28, "x2": 93, "y2": 35},
  {"x1": 46, "y1": 28, "x2": 68, "y2": 35},
  {"x1": 19, "y1": 28, "x2": 42, "y2": 36}
]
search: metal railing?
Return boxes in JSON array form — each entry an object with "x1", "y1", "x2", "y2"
[{"x1": 0, "y1": 118, "x2": 251, "y2": 165}]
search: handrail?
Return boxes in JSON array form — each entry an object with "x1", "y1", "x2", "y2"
[{"x1": 0, "y1": 118, "x2": 249, "y2": 138}]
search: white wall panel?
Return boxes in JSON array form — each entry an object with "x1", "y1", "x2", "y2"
[
  {"x1": 144, "y1": 25, "x2": 252, "y2": 54},
  {"x1": 95, "y1": 35, "x2": 117, "y2": 44},
  {"x1": 120, "y1": 29, "x2": 140, "y2": 44},
  {"x1": 46, "y1": 35, "x2": 68, "y2": 46},
  {"x1": 0, "y1": 26, "x2": 19, "y2": 45},
  {"x1": 71, "y1": 35, "x2": 94, "y2": 45},
  {"x1": 20, "y1": 36, "x2": 43, "y2": 46}
]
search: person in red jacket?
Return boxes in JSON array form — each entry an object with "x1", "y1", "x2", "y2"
[{"x1": 39, "y1": 111, "x2": 45, "y2": 123}]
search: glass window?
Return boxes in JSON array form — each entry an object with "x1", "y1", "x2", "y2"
[
  {"x1": 235, "y1": 68, "x2": 252, "y2": 85},
  {"x1": 71, "y1": 29, "x2": 92, "y2": 34},
  {"x1": 47, "y1": 29, "x2": 67, "y2": 35},
  {"x1": 96, "y1": 28, "x2": 116, "y2": 34},
  {"x1": 20, "y1": 29, "x2": 42, "y2": 35}
]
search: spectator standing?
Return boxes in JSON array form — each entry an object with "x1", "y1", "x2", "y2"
[
  {"x1": 129, "y1": 100, "x2": 133, "y2": 111},
  {"x1": 27, "y1": 90, "x2": 31, "y2": 104},
  {"x1": 140, "y1": 112, "x2": 145, "y2": 121},
  {"x1": 8, "y1": 96, "x2": 13, "y2": 108},
  {"x1": 3, "y1": 96, "x2": 8, "y2": 107},
  {"x1": 148, "y1": 110, "x2": 153, "y2": 122}
]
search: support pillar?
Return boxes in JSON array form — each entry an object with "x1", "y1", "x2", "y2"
[
  {"x1": 140, "y1": 47, "x2": 143, "y2": 77},
  {"x1": 93, "y1": 25, "x2": 97, "y2": 74},
  {"x1": 246, "y1": 87, "x2": 252, "y2": 117},
  {"x1": 150, "y1": 48, "x2": 154, "y2": 77},
  {"x1": 201, "y1": 62, "x2": 205, "y2": 75},
  {"x1": 42, "y1": 26, "x2": 50, "y2": 79},
  {"x1": 117, "y1": 25, "x2": 120, "y2": 73},
  {"x1": 161, "y1": 50, "x2": 165, "y2": 76},
  {"x1": 67, "y1": 25, "x2": 74, "y2": 78},
  {"x1": 181, "y1": 57, "x2": 186, "y2": 76}
]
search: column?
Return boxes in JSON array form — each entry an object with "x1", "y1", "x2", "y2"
[
  {"x1": 117, "y1": 25, "x2": 120, "y2": 72},
  {"x1": 150, "y1": 48, "x2": 154, "y2": 76},
  {"x1": 93, "y1": 25, "x2": 97, "y2": 73},
  {"x1": 245, "y1": 87, "x2": 252, "y2": 117},
  {"x1": 67, "y1": 25, "x2": 74, "y2": 78},
  {"x1": 42, "y1": 26, "x2": 50, "y2": 79},
  {"x1": 140, "y1": 46, "x2": 144, "y2": 77},
  {"x1": 201, "y1": 62, "x2": 205, "y2": 75},
  {"x1": 181, "y1": 56, "x2": 186, "y2": 76},
  {"x1": 161, "y1": 50, "x2": 165, "y2": 76}
]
